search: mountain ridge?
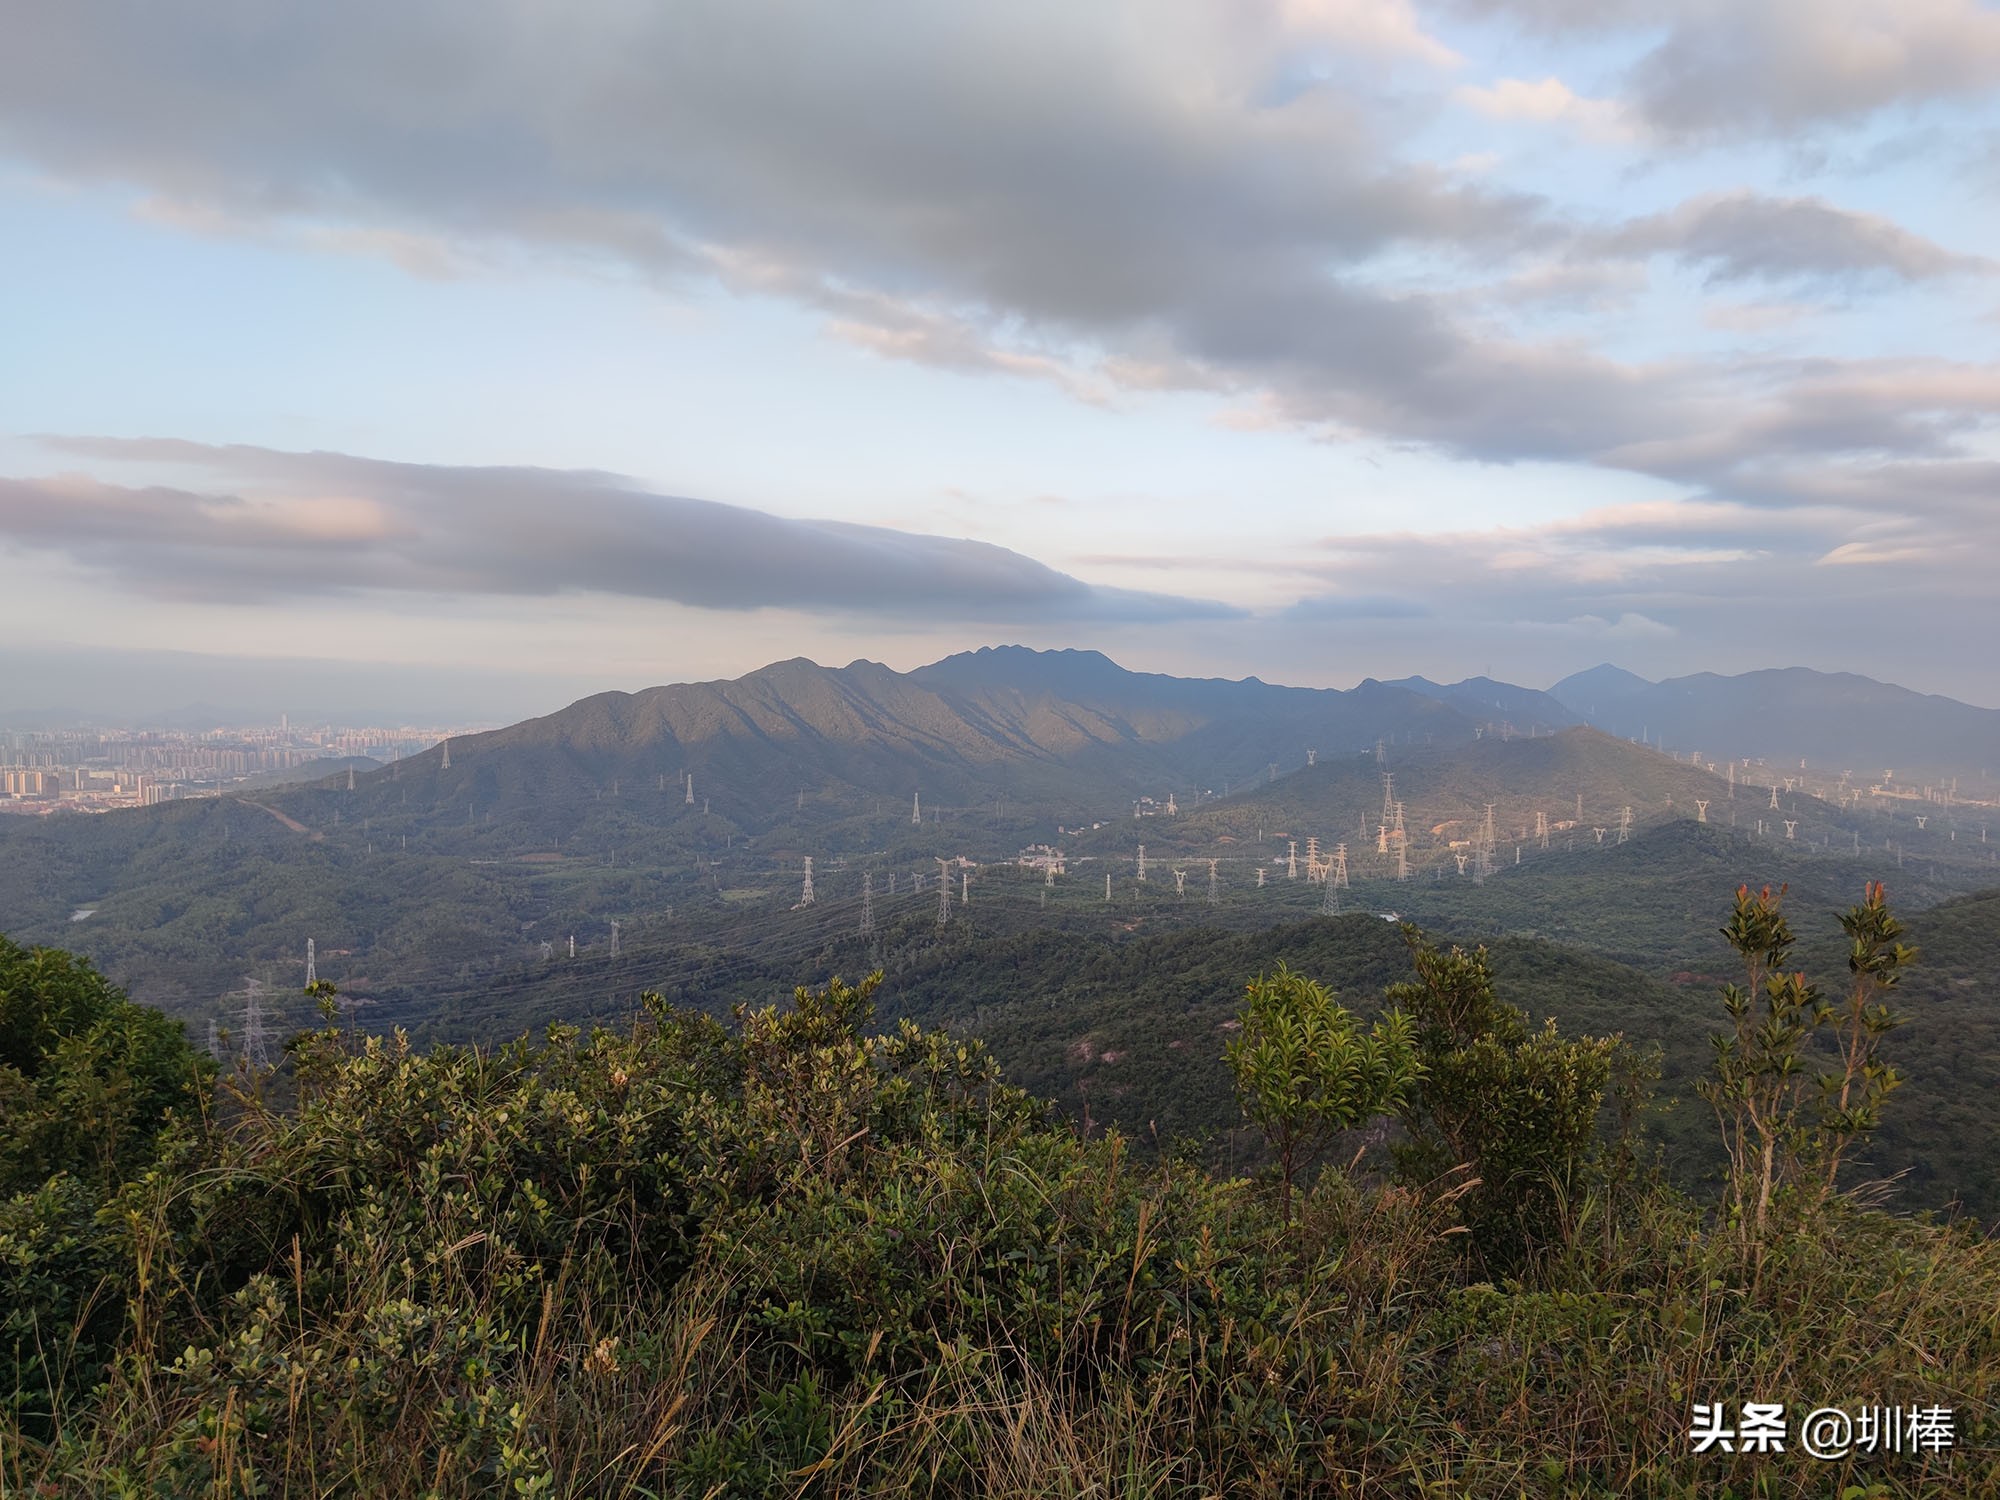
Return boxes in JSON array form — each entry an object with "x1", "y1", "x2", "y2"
[{"x1": 1549, "y1": 662, "x2": 2000, "y2": 773}]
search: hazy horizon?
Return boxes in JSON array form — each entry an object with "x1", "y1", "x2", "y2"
[{"x1": 4, "y1": 641, "x2": 1996, "y2": 731}]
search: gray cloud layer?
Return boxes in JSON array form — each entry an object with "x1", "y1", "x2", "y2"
[
  {"x1": 1445, "y1": 0, "x2": 2000, "y2": 139},
  {"x1": 3, "y1": 1, "x2": 1990, "y2": 511},
  {"x1": 1607, "y1": 191, "x2": 1991, "y2": 286},
  {"x1": 1, "y1": 439, "x2": 1238, "y2": 623}
]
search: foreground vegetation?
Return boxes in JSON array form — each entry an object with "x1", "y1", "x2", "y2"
[{"x1": 2, "y1": 887, "x2": 1995, "y2": 1497}]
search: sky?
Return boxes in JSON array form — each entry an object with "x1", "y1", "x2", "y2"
[{"x1": 2, "y1": 0, "x2": 1998, "y2": 722}]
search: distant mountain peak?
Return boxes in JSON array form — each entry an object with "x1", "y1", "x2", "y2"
[{"x1": 912, "y1": 644, "x2": 1140, "y2": 695}]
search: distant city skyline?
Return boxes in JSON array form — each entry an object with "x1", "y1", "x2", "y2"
[{"x1": 4, "y1": 2, "x2": 1998, "y2": 708}]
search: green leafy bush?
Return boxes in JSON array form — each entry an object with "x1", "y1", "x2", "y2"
[{"x1": 1387, "y1": 927, "x2": 1618, "y2": 1271}]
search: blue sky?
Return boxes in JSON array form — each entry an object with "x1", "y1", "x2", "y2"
[{"x1": 2, "y1": 0, "x2": 1998, "y2": 719}]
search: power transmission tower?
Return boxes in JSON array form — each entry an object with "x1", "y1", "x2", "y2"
[
  {"x1": 1769, "y1": 783, "x2": 1781, "y2": 810},
  {"x1": 912, "y1": 791, "x2": 921, "y2": 825},
  {"x1": 1305, "y1": 836, "x2": 1320, "y2": 879},
  {"x1": 1137, "y1": 844, "x2": 1147, "y2": 882},
  {"x1": 1618, "y1": 806, "x2": 1632, "y2": 843},
  {"x1": 860, "y1": 874, "x2": 874, "y2": 936},
  {"x1": 1173, "y1": 868, "x2": 1187, "y2": 899},
  {"x1": 1332, "y1": 842, "x2": 1349, "y2": 889},
  {"x1": 686, "y1": 772, "x2": 695, "y2": 805},
  {"x1": 1393, "y1": 803, "x2": 1409, "y2": 881},
  {"x1": 1536, "y1": 810, "x2": 1549, "y2": 849},
  {"x1": 1307, "y1": 749, "x2": 1316, "y2": 767},
  {"x1": 347, "y1": 767, "x2": 355, "y2": 792},
  {"x1": 1207, "y1": 859, "x2": 1219, "y2": 904},
  {"x1": 237, "y1": 978, "x2": 269, "y2": 1070},
  {"x1": 1257, "y1": 867, "x2": 1266, "y2": 887},
  {"x1": 1287, "y1": 841, "x2": 1298, "y2": 879},
  {"x1": 1166, "y1": 793, "x2": 1177, "y2": 817},
  {"x1": 961, "y1": 870, "x2": 968, "y2": 906},
  {"x1": 936, "y1": 859, "x2": 952, "y2": 928},
  {"x1": 1696, "y1": 800, "x2": 1709, "y2": 823},
  {"x1": 1375, "y1": 738, "x2": 1385, "y2": 765},
  {"x1": 799, "y1": 857, "x2": 816, "y2": 907},
  {"x1": 305, "y1": 938, "x2": 316, "y2": 987},
  {"x1": 569, "y1": 934, "x2": 576, "y2": 957},
  {"x1": 1105, "y1": 872, "x2": 1112, "y2": 902},
  {"x1": 609, "y1": 920, "x2": 620, "y2": 958}
]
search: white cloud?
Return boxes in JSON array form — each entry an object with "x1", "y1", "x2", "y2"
[{"x1": 1453, "y1": 75, "x2": 1635, "y2": 142}]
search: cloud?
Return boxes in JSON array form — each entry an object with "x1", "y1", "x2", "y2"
[
  {"x1": 1700, "y1": 299, "x2": 1821, "y2": 334},
  {"x1": 1817, "y1": 541, "x2": 1930, "y2": 566},
  {"x1": 1281, "y1": 592, "x2": 1435, "y2": 620},
  {"x1": 1630, "y1": 0, "x2": 2000, "y2": 140},
  {"x1": 1, "y1": 439, "x2": 1239, "y2": 623},
  {"x1": 1609, "y1": 191, "x2": 1989, "y2": 286},
  {"x1": 1, "y1": 0, "x2": 1996, "y2": 562},
  {"x1": 1570, "y1": 612, "x2": 1676, "y2": 639},
  {"x1": 1453, "y1": 76, "x2": 1635, "y2": 142},
  {"x1": 0, "y1": 3, "x2": 1562, "y2": 441},
  {"x1": 1253, "y1": 483, "x2": 2000, "y2": 693},
  {"x1": 1443, "y1": 0, "x2": 2000, "y2": 139}
]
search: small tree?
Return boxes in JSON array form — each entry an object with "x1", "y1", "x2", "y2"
[
  {"x1": 1701, "y1": 883, "x2": 1918, "y2": 1282},
  {"x1": 1701, "y1": 884, "x2": 1819, "y2": 1260},
  {"x1": 1817, "y1": 881, "x2": 1915, "y2": 1194},
  {"x1": 1224, "y1": 963, "x2": 1418, "y2": 1221},
  {"x1": 1387, "y1": 929, "x2": 1616, "y2": 1270}
]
